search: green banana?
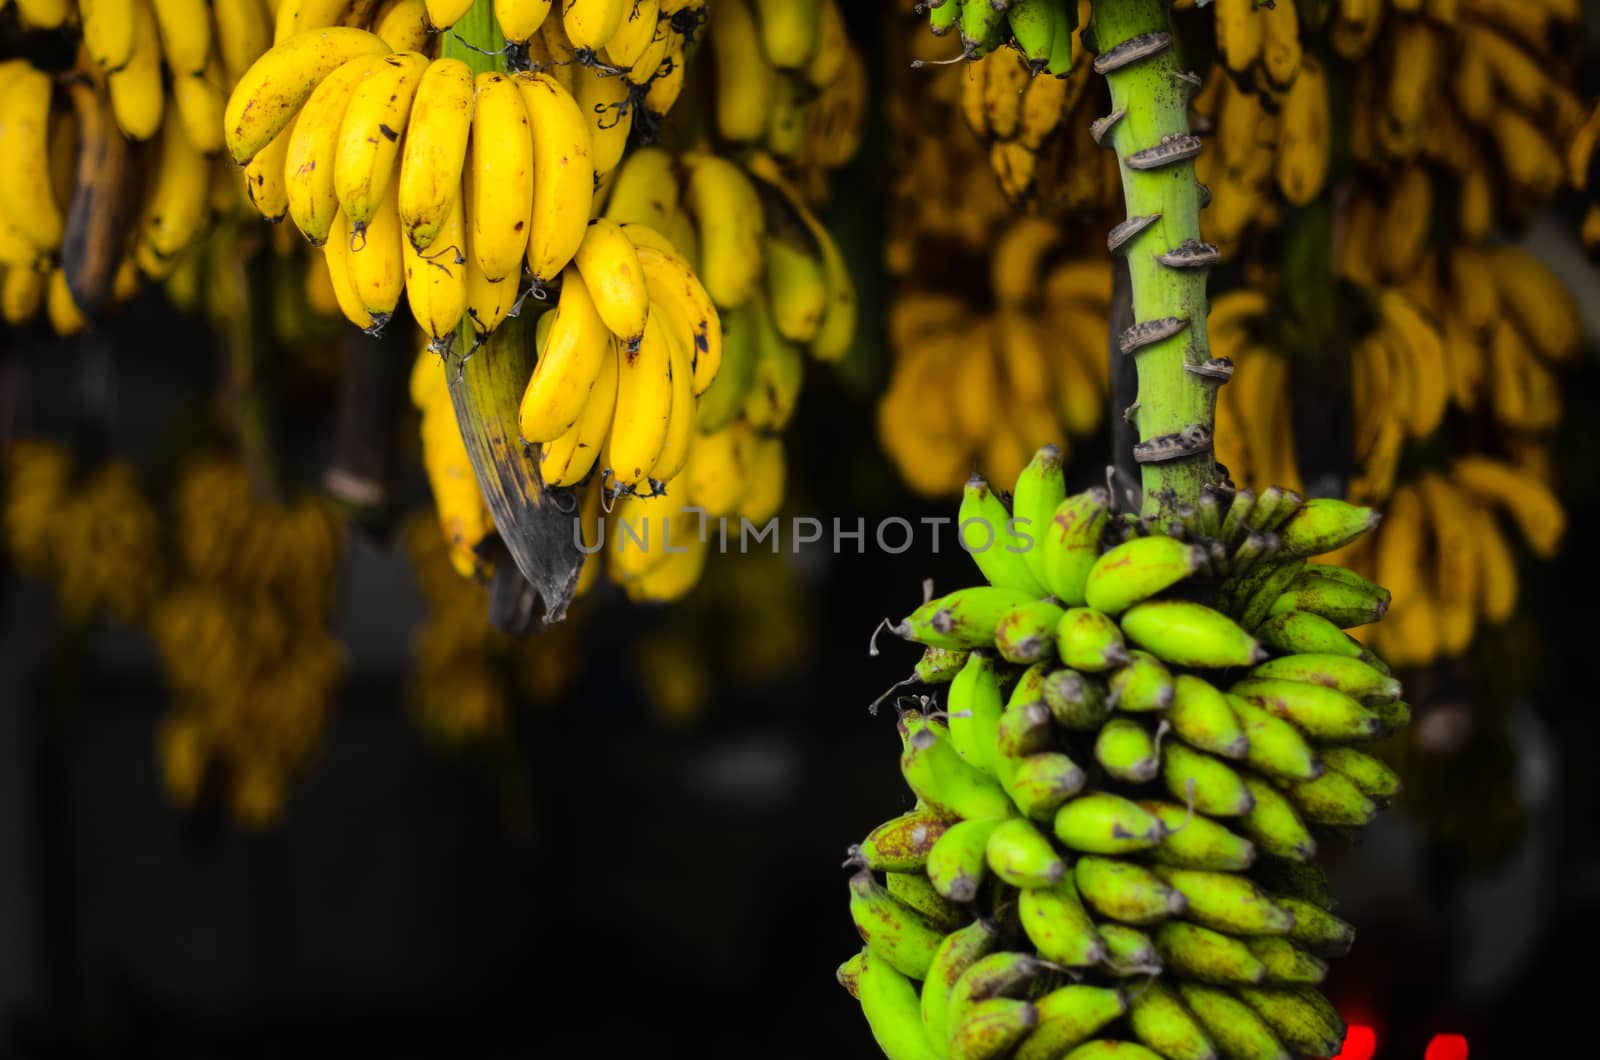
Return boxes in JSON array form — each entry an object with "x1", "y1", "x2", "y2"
[
  {"x1": 1054, "y1": 792, "x2": 1168, "y2": 853},
  {"x1": 1108, "y1": 650, "x2": 1175, "y2": 712},
  {"x1": 949, "y1": 651, "x2": 1005, "y2": 774},
  {"x1": 1246, "y1": 937, "x2": 1328, "y2": 985},
  {"x1": 1168, "y1": 674, "x2": 1249, "y2": 759},
  {"x1": 1233, "y1": 557, "x2": 1308, "y2": 633},
  {"x1": 1042, "y1": 0, "x2": 1077, "y2": 76},
  {"x1": 947, "y1": 951, "x2": 1046, "y2": 1046},
  {"x1": 1127, "y1": 979, "x2": 1218, "y2": 1060},
  {"x1": 1253, "y1": 610, "x2": 1382, "y2": 667},
  {"x1": 1098, "y1": 922, "x2": 1161, "y2": 974},
  {"x1": 1154, "y1": 921, "x2": 1268, "y2": 985},
  {"x1": 1238, "y1": 775, "x2": 1316, "y2": 861},
  {"x1": 1163, "y1": 743, "x2": 1255, "y2": 817},
  {"x1": 1057, "y1": 607, "x2": 1131, "y2": 672},
  {"x1": 1249, "y1": 653, "x2": 1402, "y2": 704},
  {"x1": 1041, "y1": 488, "x2": 1110, "y2": 605},
  {"x1": 986, "y1": 817, "x2": 1067, "y2": 888},
  {"x1": 928, "y1": 817, "x2": 1005, "y2": 902},
  {"x1": 1006, "y1": 0, "x2": 1058, "y2": 72},
  {"x1": 1269, "y1": 567, "x2": 1389, "y2": 628},
  {"x1": 902, "y1": 726, "x2": 1016, "y2": 821},
  {"x1": 1019, "y1": 875, "x2": 1107, "y2": 967},
  {"x1": 1095, "y1": 718, "x2": 1162, "y2": 783},
  {"x1": 1229, "y1": 678, "x2": 1382, "y2": 740},
  {"x1": 995, "y1": 599, "x2": 1067, "y2": 664},
  {"x1": 1008, "y1": 661, "x2": 1052, "y2": 710},
  {"x1": 1277, "y1": 896, "x2": 1355, "y2": 957},
  {"x1": 849, "y1": 869, "x2": 946, "y2": 978},
  {"x1": 889, "y1": 871, "x2": 967, "y2": 930},
  {"x1": 1062, "y1": 1043, "x2": 1165, "y2": 1060},
  {"x1": 922, "y1": 917, "x2": 1002, "y2": 1045},
  {"x1": 857, "y1": 809, "x2": 954, "y2": 871},
  {"x1": 1141, "y1": 801, "x2": 1257, "y2": 871},
  {"x1": 1150, "y1": 866, "x2": 1295, "y2": 935},
  {"x1": 995, "y1": 702, "x2": 1053, "y2": 786},
  {"x1": 1246, "y1": 487, "x2": 1300, "y2": 533},
  {"x1": 1008, "y1": 753, "x2": 1088, "y2": 819},
  {"x1": 1044, "y1": 668, "x2": 1112, "y2": 730},
  {"x1": 858, "y1": 947, "x2": 944, "y2": 1060},
  {"x1": 1121, "y1": 601, "x2": 1266, "y2": 668},
  {"x1": 1219, "y1": 490, "x2": 1256, "y2": 548},
  {"x1": 898, "y1": 586, "x2": 1042, "y2": 649},
  {"x1": 1013, "y1": 985, "x2": 1127, "y2": 1060},
  {"x1": 959, "y1": 0, "x2": 1010, "y2": 56},
  {"x1": 1225, "y1": 694, "x2": 1323, "y2": 781},
  {"x1": 1086, "y1": 535, "x2": 1207, "y2": 616},
  {"x1": 927, "y1": 0, "x2": 961, "y2": 37},
  {"x1": 917, "y1": 646, "x2": 972, "y2": 684},
  {"x1": 1319, "y1": 746, "x2": 1401, "y2": 798},
  {"x1": 1278, "y1": 769, "x2": 1378, "y2": 826},
  {"x1": 961, "y1": 475, "x2": 1047, "y2": 596},
  {"x1": 1177, "y1": 982, "x2": 1291, "y2": 1060},
  {"x1": 1236, "y1": 986, "x2": 1345, "y2": 1057},
  {"x1": 838, "y1": 949, "x2": 865, "y2": 998},
  {"x1": 1013, "y1": 445, "x2": 1066, "y2": 592},
  {"x1": 1277, "y1": 498, "x2": 1381, "y2": 556},
  {"x1": 1075, "y1": 855, "x2": 1186, "y2": 925},
  {"x1": 1253, "y1": 857, "x2": 1336, "y2": 910},
  {"x1": 949, "y1": 998, "x2": 1038, "y2": 1060},
  {"x1": 1370, "y1": 698, "x2": 1411, "y2": 731}
]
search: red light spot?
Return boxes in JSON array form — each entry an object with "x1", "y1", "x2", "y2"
[
  {"x1": 1332, "y1": 1025, "x2": 1376, "y2": 1060},
  {"x1": 1426, "y1": 1033, "x2": 1469, "y2": 1060}
]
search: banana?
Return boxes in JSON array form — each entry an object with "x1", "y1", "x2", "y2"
[
  {"x1": 134, "y1": 112, "x2": 211, "y2": 276},
  {"x1": 647, "y1": 296, "x2": 696, "y2": 482},
  {"x1": 1253, "y1": 611, "x2": 1380, "y2": 667},
  {"x1": 1236, "y1": 987, "x2": 1343, "y2": 1058},
  {"x1": 900, "y1": 725, "x2": 1013, "y2": 822},
  {"x1": 494, "y1": 0, "x2": 554, "y2": 43},
  {"x1": 1076, "y1": 856, "x2": 1185, "y2": 925},
  {"x1": 1053, "y1": 792, "x2": 1167, "y2": 854},
  {"x1": 61, "y1": 78, "x2": 131, "y2": 315},
  {"x1": 46, "y1": 268, "x2": 87, "y2": 334},
  {"x1": 1268, "y1": 569, "x2": 1388, "y2": 629},
  {"x1": 335, "y1": 51, "x2": 429, "y2": 234},
  {"x1": 1012, "y1": 446, "x2": 1065, "y2": 591},
  {"x1": 959, "y1": 475, "x2": 1045, "y2": 595},
  {"x1": 150, "y1": 0, "x2": 213, "y2": 75},
  {"x1": 1238, "y1": 775, "x2": 1315, "y2": 862},
  {"x1": 1453, "y1": 455, "x2": 1565, "y2": 558},
  {"x1": 740, "y1": 292, "x2": 803, "y2": 429},
  {"x1": 1224, "y1": 695, "x2": 1322, "y2": 781},
  {"x1": 1122, "y1": 601, "x2": 1264, "y2": 669},
  {"x1": 950, "y1": 999, "x2": 1038, "y2": 1060},
  {"x1": 636, "y1": 242, "x2": 720, "y2": 394},
  {"x1": 858, "y1": 949, "x2": 942, "y2": 1060},
  {"x1": 916, "y1": 647, "x2": 971, "y2": 685},
  {"x1": 539, "y1": 332, "x2": 619, "y2": 486},
  {"x1": 173, "y1": 58, "x2": 228, "y2": 157},
  {"x1": 1229, "y1": 677, "x2": 1381, "y2": 740},
  {"x1": 0, "y1": 66, "x2": 65, "y2": 254},
  {"x1": 1275, "y1": 55, "x2": 1328, "y2": 206},
  {"x1": 14, "y1": 0, "x2": 69, "y2": 30},
  {"x1": 399, "y1": 57, "x2": 475, "y2": 253},
  {"x1": 466, "y1": 71, "x2": 534, "y2": 282},
  {"x1": 286, "y1": 54, "x2": 383, "y2": 246},
  {"x1": 603, "y1": 303, "x2": 673, "y2": 489},
  {"x1": 947, "y1": 650, "x2": 1004, "y2": 774},
  {"x1": 1041, "y1": 489, "x2": 1111, "y2": 605},
  {"x1": 401, "y1": 189, "x2": 469, "y2": 343},
  {"x1": 1167, "y1": 673, "x2": 1248, "y2": 759},
  {"x1": 1095, "y1": 719, "x2": 1160, "y2": 784},
  {"x1": 1019, "y1": 875, "x2": 1107, "y2": 967},
  {"x1": 682, "y1": 153, "x2": 765, "y2": 307},
  {"x1": 710, "y1": 0, "x2": 773, "y2": 141},
  {"x1": 603, "y1": 0, "x2": 662, "y2": 68},
  {"x1": 345, "y1": 174, "x2": 406, "y2": 327},
  {"x1": 1013, "y1": 987, "x2": 1127, "y2": 1060},
  {"x1": 856, "y1": 809, "x2": 952, "y2": 872},
  {"x1": 1248, "y1": 653, "x2": 1400, "y2": 704},
  {"x1": 1057, "y1": 607, "x2": 1130, "y2": 673},
  {"x1": 82, "y1": 0, "x2": 140, "y2": 75},
  {"x1": 605, "y1": 148, "x2": 681, "y2": 234},
  {"x1": 1085, "y1": 535, "x2": 1206, "y2": 615},
  {"x1": 1317, "y1": 746, "x2": 1400, "y2": 799},
  {"x1": 563, "y1": 0, "x2": 629, "y2": 51},
  {"x1": 922, "y1": 918, "x2": 1001, "y2": 1048},
  {"x1": 1246, "y1": 937, "x2": 1327, "y2": 985},
  {"x1": 423, "y1": 0, "x2": 475, "y2": 29},
  {"x1": 1044, "y1": 668, "x2": 1111, "y2": 731},
  {"x1": 571, "y1": 62, "x2": 632, "y2": 176},
  {"x1": 985, "y1": 818, "x2": 1066, "y2": 889},
  {"x1": 516, "y1": 71, "x2": 594, "y2": 285},
  {"x1": 1154, "y1": 866, "x2": 1294, "y2": 936},
  {"x1": 1486, "y1": 246, "x2": 1583, "y2": 363},
  {"x1": 243, "y1": 125, "x2": 293, "y2": 223},
  {"x1": 461, "y1": 179, "x2": 520, "y2": 336},
  {"x1": 1098, "y1": 924, "x2": 1160, "y2": 976},
  {"x1": 373, "y1": 0, "x2": 433, "y2": 50},
  {"x1": 225, "y1": 26, "x2": 391, "y2": 165},
  {"x1": 572, "y1": 218, "x2": 649, "y2": 347},
  {"x1": 1277, "y1": 897, "x2": 1354, "y2": 957},
  {"x1": 1143, "y1": 801, "x2": 1256, "y2": 871},
  {"x1": 896, "y1": 585, "x2": 1041, "y2": 650},
  {"x1": 994, "y1": 600, "x2": 1066, "y2": 665},
  {"x1": 0, "y1": 266, "x2": 43, "y2": 325},
  {"x1": 1163, "y1": 743, "x2": 1254, "y2": 817},
  {"x1": 323, "y1": 206, "x2": 375, "y2": 330},
  {"x1": 518, "y1": 266, "x2": 611, "y2": 440},
  {"x1": 848, "y1": 869, "x2": 943, "y2": 980},
  {"x1": 1176, "y1": 983, "x2": 1289, "y2": 1060},
  {"x1": 1156, "y1": 922, "x2": 1267, "y2": 986},
  {"x1": 1278, "y1": 769, "x2": 1378, "y2": 826},
  {"x1": 276, "y1": 0, "x2": 363, "y2": 40},
  {"x1": 682, "y1": 422, "x2": 752, "y2": 516},
  {"x1": 1127, "y1": 980, "x2": 1215, "y2": 1060}
]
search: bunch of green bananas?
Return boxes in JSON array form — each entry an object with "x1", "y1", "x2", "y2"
[
  {"x1": 842, "y1": 446, "x2": 1405, "y2": 1060},
  {"x1": 149, "y1": 454, "x2": 346, "y2": 827},
  {"x1": 2, "y1": 440, "x2": 164, "y2": 624},
  {"x1": 915, "y1": 0, "x2": 1079, "y2": 70},
  {"x1": 880, "y1": 219, "x2": 1112, "y2": 498}
]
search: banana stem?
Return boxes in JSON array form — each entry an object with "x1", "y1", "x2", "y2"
[
  {"x1": 441, "y1": 0, "x2": 508, "y2": 76},
  {"x1": 1091, "y1": 0, "x2": 1220, "y2": 519}
]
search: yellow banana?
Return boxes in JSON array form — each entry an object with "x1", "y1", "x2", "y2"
[
  {"x1": 173, "y1": 54, "x2": 228, "y2": 156},
  {"x1": 752, "y1": 0, "x2": 818, "y2": 70},
  {"x1": 14, "y1": 0, "x2": 69, "y2": 29},
  {"x1": 398, "y1": 57, "x2": 474, "y2": 253},
  {"x1": 603, "y1": 146, "x2": 681, "y2": 234},
  {"x1": 562, "y1": 0, "x2": 629, "y2": 52},
  {"x1": 0, "y1": 66, "x2": 64, "y2": 255},
  {"x1": 573, "y1": 217, "x2": 649, "y2": 347},
  {"x1": 765, "y1": 230, "x2": 827, "y2": 344},
  {"x1": 622, "y1": 12, "x2": 672, "y2": 85},
  {"x1": 106, "y1": 0, "x2": 165, "y2": 140},
  {"x1": 1, "y1": 266, "x2": 44, "y2": 325},
  {"x1": 519, "y1": 265, "x2": 611, "y2": 441},
  {"x1": 1418, "y1": 472, "x2": 1478, "y2": 655},
  {"x1": 423, "y1": 0, "x2": 475, "y2": 29},
  {"x1": 1465, "y1": 496, "x2": 1517, "y2": 623},
  {"x1": 1275, "y1": 56, "x2": 1328, "y2": 206},
  {"x1": 286, "y1": 54, "x2": 382, "y2": 245},
  {"x1": 514, "y1": 71, "x2": 594, "y2": 285},
  {"x1": 711, "y1": 0, "x2": 773, "y2": 142},
  {"x1": 150, "y1": 0, "x2": 213, "y2": 75},
  {"x1": 320, "y1": 207, "x2": 372, "y2": 329},
  {"x1": 468, "y1": 71, "x2": 534, "y2": 282},
  {"x1": 224, "y1": 26, "x2": 391, "y2": 165},
  {"x1": 604, "y1": 0, "x2": 661, "y2": 68},
  {"x1": 1215, "y1": 0, "x2": 1262, "y2": 74},
  {"x1": 642, "y1": 38, "x2": 687, "y2": 116},
  {"x1": 604, "y1": 307, "x2": 674, "y2": 489},
  {"x1": 1378, "y1": 290, "x2": 1448, "y2": 439},
  {"x1": 47, "y1": 268, "x2": 87, "y2": 335},
  {"x1": 1493, "y1": 107, "x2": 1564, "y2": 197},
  {"x1": 135, "y1": 113, "x2": 211, "y2": 276},
  {"x1": 494, "y1": 0, "x2": 554, "y2": 44},
  {"x1": 648, "y1": 300, "x2": 696, "y2": 482},
  {"x1": 244, "y1": 125, "x2": 293, "y2": 223},
  {"x1": 275, "y1": 0, "x2": 359, "y2": 41},
  {"x1": 539, "y1": 332, "x2": 619, "y2": 486},
  {"x1": 345, "y1": 175, "x2": 406, "y2": 327},
  {"x1": 742, "y1": 292, "x2": 802, "y2": 431},
  {"x1": 801, "y1": 0, "x2": 846, "y2": 89},
  {"x1": 635, "y1": 240, "x2": 720, "y2": 394},
  {"x1": 82, "y1": 0, "x2": 139, "y2": 74},
  {"x1": 1258, "y1": 0, "x2": 1300, "y2": 88},
  {"x1": 402, "y1": 190, "x2": 469, "y2": 343},
  {"x1": 1452, "y1": 455, "x2": 1565, "y2": 559},
  {"x1": 739, "y1": 435, "x2": 784, "y2": 523},
  {"x1": 684, "y1": 421, "x2": 753, "y2": 517},
  {"x1": 572, "y1": 61, "x2": 632, "y2": 177},
  {"x1": 1485, "y1": 246, "x2": 1582, "y2": 363},
  {"x1": 682, "y1": 153, "x2": 765, "y2": 307},
  {"x1": 532, "y1": 13, "x2": 576, "y2": 93},
  {"x1": 334, "y1": 51, "x2": 429, "y2": 233},
  {"x1": 621, "y1": 518, "x2": 707, "y2": 603},
  {"x1": 463, "y1": 194, "x2": 522, "y2": 337},
  {"x1": 372, "y1": 0, "x2": 432, "y2": 50},
  {"x1": 1377, "y1": 165, "x2": 1429, "y2": 279}
]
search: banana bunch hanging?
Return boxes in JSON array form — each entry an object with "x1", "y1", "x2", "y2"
[
  {"x1": 880, "y1": 218, "x2": 1113, "y2": 497},
  {"x1": 844, "y1": 447, "x2": 1402, "y2": 1060},
  {"x1": 150, "y1": 454, "x2": 346, "y2": 828}
]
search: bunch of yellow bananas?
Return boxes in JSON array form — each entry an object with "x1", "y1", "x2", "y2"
[
  {"x1": 222, "y1": 1, "x2": 701, "y2": 342},
  {"x1": 880, "y1": 219, "x2": 1112, "y2": 497},
  {"x1": 2, "y1": 440, "x2": 164, "y2": 623},
  {"x1": 149, "y1": 454, "x2": 345, "y2": 826}
]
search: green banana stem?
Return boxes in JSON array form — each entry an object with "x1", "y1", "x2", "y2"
[
  {"x1": 1090, "y1": 0, "x2": 1220, "y2": 520},
  {"x1": 441, "y1": 0, "x2": 508, "y2": 76}
]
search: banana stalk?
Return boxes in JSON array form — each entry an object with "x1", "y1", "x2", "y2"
[
  {"x1": 438, "y1": 0, "x2": 582, "y2": 628},
  {"x1": 1091, "y1": 0, "x2": 1220, "y2": 517}
]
